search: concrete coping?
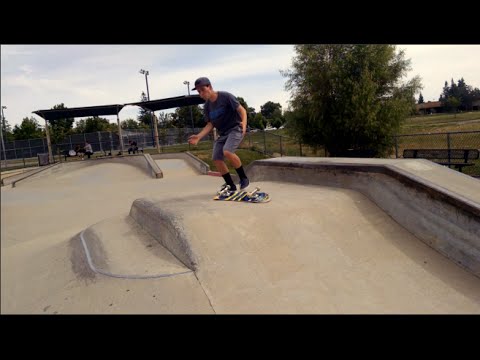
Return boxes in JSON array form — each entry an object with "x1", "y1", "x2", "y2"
[{"x1": 247, "y1": 157, "x2": 480, "y2": 217}]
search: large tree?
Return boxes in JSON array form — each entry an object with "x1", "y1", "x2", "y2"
[
  {"x1": 282, "y1": 44, "x2": 422, "y2": 156},
  {"x1": 84, "y1": 116, "x2": 114, "y2": 133},
  {"x1": 237, "y1": 97, "x2": 256, "y2": 123},
  {"x1": 1, "y1": 117, "x2": 15, "y2": 141},
  {"x1": 418, "y1": 93, "x2": 424, "y2": 104},
  {"x1": 174, "y1": 105, "x2": 204, "y2": 128},
  {"x1": 12, "y1": 117, "x2": 44, "y2": 140},
  {"x1": 137, "y1": 91, "x2": 153, "y2": 126},
  {"x1": 121, "y1": 118, "x2": 142, "y2": 130},
  {"x1": 48, "y1": 103, "x2": 75, "y2": 144},
  {"x1": 439, "y1": 77, "x2": 480, "y2": 111},
  {"x1": 260, "y1": 101, "x2": 282, "y2": 119}
]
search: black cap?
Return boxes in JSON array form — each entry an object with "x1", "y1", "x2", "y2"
[{"x1": 192, "y1": 77, "x2": 211, "y2": 91}]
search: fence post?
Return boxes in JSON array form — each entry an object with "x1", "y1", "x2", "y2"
[
  {"x1": 280, "y1": 135, "x2": 283, "y2": 156},
  {"x1": 395, "y1": 136, "x2": 399, "y2": 158},
  {"x1": 97, "y1": 131, "x2": 103, "y2": 153},
  {"x1": 447, "y1": 132, "x2": 451, "y2": 164},
  {"x1": 263, "y1": 131, "x2": 266, "y2": 154}
]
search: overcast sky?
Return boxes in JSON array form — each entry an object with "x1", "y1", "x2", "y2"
[{"x1": 1, "y1": 45, "x2": 479, "y2": 128}]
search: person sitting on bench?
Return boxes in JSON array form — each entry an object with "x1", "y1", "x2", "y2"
[
  {"x1": 128, "y1": 140, "x2": 139, "y2": 154},
  {"x1": 84, "y1": 142, "x2": 94, "y2": 159}
]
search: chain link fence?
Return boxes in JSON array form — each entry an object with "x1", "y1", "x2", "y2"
[
  {"x1": 240, "y1": 131, "x2": 324, "y2": 157},
  {"x1": 0, "y1": 128, "x2": 211, "y2": 171},
  {"x1": 393, "y1": 130, "x2": 480, "y2": 176},
  {"x1": 1, "y1": 129, "x2": 478, "y2": 176}
]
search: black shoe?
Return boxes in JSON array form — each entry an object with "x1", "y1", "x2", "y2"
[{"x1": 239, "y1": 178, "x2": 250, "y2": 190}]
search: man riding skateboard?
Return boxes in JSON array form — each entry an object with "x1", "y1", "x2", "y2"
[{"x1": 188, "y1": 77, "x2": 250, "y2": 193}]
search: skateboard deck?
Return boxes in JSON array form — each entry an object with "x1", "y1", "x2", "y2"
[{"x1": 213, "y1": 187, "x2": 270, "y2": 203}]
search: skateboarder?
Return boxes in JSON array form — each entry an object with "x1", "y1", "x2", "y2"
[{"x1": 188, "y1": 77, "x2": 249, "y2": 193}]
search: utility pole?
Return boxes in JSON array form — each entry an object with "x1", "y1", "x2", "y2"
[{"x1": 183, "y1": 80, "x2": 195, "y2": 131}]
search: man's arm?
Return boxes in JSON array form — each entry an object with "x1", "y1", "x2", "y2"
[
  {"x1": 237, "y1": 105, "x2": 247, "y2": 136},
  {"x1": 188, "y1": 122, "x2": 214, "y2": 145}
]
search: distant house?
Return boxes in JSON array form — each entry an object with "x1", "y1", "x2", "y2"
[
  {"x1": 416, "y1": 101, "x2": 445, "y2": 115},
  {"x1": 472, "y1": 98, "x2": 480, "y2": 111}
]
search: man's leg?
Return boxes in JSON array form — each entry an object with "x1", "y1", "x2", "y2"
[
  {"x1": 223, "y1": 129, "x2": 249, "y2": 189},
  {"x1": 213, "y1": 135, "x2": 237, "y2": 191}
]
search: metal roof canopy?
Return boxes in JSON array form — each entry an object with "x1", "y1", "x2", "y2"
[
  {"x1": 126, "y1": 95, "x2": 205, "y2": 111},
  {"x1": 33, "y1": 104, "x2": 125, "y2": 121},
  {"x1": 32, "y1": 95, "x2": 205, "y2": 163}
]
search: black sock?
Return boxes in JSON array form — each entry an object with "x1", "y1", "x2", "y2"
[
  {"x1": 222, "y1": 173, "x2": 237, "y2": 190},
  {"x1": 235, "y1": 165, "x2": 247, "y2": 180}
]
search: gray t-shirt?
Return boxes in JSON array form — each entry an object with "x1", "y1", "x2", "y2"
[{"x1": 204, "y1": 91, "x2": 241, "y2": 135}]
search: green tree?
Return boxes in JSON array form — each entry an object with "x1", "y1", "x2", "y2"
[
  {"x1": 121, "y1": 118, "x2": 141, "y2": 129},
  {"x1": 138, "y1": 92, "x2": 152, "y2": 126},
  {"x1": 1, "y1": 117, "x2": 15, "y2": 141},
  {"x1": 439, "y1": 77, "x2": 479, "y2": 111},
  {"x1": 83, "y1": 116, "x2": 113, "y2": 133},
  {"x1": 73, "y1": 119, "x2": 86, "y2": 134},
  {"x1": 49, "y1": 103, "x2": 75, "y2": 144},
  {"x1": 271, "y1": 118, "x2": 283, "y2": 129},
  {"x1": 260, "y1": 101, "x2": 282, "y2": 119},
  {"x1": 282, "y1": 44, "x2": 422, "y2": 156},
  {"x1": 157, "y1": 112, "x2": 171, "y2": 128},
  {"x1": 250, "y1": 113, "x2": 267, "y2": 129},
  {"x1": 446, "y1": 96, "x2": 461, "y2": 116},
  {"x1": 418, "y1": 93, "x2": 424, "y2": 104},
  {"x1": 237, "y1": 97, "x2": 256, "y2": 124},
  {"x1": 12, "y1": 117, "x2": 44, "y2": 140},
  {"x1": 175, "y1": 105, "x2": 204, "y2": 128}
]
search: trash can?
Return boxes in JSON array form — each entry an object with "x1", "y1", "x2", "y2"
[{"x1": 37, "y1": 153, "x2": 50, "y2": 166}]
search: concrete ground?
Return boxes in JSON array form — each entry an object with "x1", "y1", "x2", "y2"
[{"x1": 1, "y1": 156, "x2": 480, "y2": 314}]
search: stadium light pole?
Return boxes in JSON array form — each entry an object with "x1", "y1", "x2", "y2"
[
  {"x1": 0, "y1": 106, "x2": 7, "y2": 168},
  {"x1": 139, "y1": 69, "x2": 154, "y2": 146},
  {"x1": 183, "y1": 80, "x2": 195, "y2": 131}
]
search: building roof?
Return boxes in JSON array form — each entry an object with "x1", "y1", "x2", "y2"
[{"x1": 416, "y1": 101, "x2": 443, "y2": 110}]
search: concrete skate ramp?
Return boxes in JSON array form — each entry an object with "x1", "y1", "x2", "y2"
[
  {"x1": 152, "y1": 152, "x2": 210, "y2": 174},
  {"x1": 154, "y1": 158, "x2": 201, "y2": 178},
  {"x1": 7, "y1": 155, "x2": 161, "y2": 188},
  {"x1": 79, "y1": 215, "x2": 192, "y2": 278},
  {"x1": 246, "y1": 157, "x2": 480, "y2": 277},
  {"x1": 3, "y1": 154, "x2": 480, "y2": 313},
  {"x1": 130, "y1": 180, "x2": 480, "y2": 313}
]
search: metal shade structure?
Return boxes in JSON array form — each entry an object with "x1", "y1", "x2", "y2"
[
  {"x1": 33, "y1": 104, "x2": 125, "y2": 121},
  {"x1": 127, "y1": 95, "x2": 205, "y2": 152},
  {"x1": 33, "y1": 95, "x2": 205, "y2": 162},
  {"x1": 33, "y1": 104, "x2": 126, "y2": 163},
  {"x1": 126, "y1": 95, "x2": 204, "y2": 112}
]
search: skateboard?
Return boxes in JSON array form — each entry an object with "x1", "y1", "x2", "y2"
[{"x1": 213, "y1": 186, "x2": 271, "y2": 203}]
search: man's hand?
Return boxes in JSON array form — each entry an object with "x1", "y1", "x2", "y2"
[{"x1": 188, "y1": 134, "x2": 200, "y2": 146}]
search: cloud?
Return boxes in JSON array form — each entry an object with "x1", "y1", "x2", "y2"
[{"x1": 3, "y1": 45, "x2": 478, "y2": 128}]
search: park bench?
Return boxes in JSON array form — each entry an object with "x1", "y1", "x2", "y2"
[{"x1": 403, "y1": 148, "x2": 479, "y2": 172}]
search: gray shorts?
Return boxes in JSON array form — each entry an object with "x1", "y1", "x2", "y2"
[{"x1": 212, "y1": 128, "x2": 243, "y2": 161}]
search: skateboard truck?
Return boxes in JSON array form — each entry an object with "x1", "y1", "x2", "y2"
[
  {"x1": 218, "y1": 185, "x2": 231, "y2": 196},
  {"x1": 248, "y1": 187, "x2": 260, "y2": 197}
]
